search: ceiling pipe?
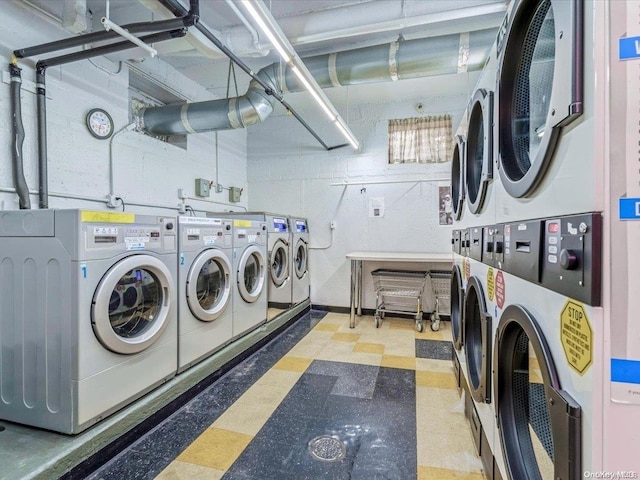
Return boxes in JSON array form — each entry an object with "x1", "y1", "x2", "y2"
[
  {"x1": 224, "y1": 0, "x2": 267, "y2": 55},
  {"x1": 139, "y1": 28, "x2": 495, "y2": 137}
]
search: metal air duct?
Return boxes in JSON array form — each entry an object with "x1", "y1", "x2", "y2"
[{"x1": 139, "y1": 28, "x2": 496, "y2": 136}]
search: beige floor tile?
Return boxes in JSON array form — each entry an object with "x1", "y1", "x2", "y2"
[
  {"x1": 320, "y1": 312, "x2": 349, "y2": 323},
  {"x1": 416, "y1": 358, "x2": 455, "y2": 373},
  {"x1": 386, "y1": 317, "x2": 421, "y2": 331},
  {"x1": 353, "y1": 342, "x2": 385, "y2": 354},
  {"x1": 314, "y1": 323, "x2": 341, "y2": 332},
  {"x1": 416, "y1": 385, "x2": 462, "y2": 409},
  {"x1": 331, "y1": 332, "x2": 361, "y2": 342},
  {"x1": 417, "y1": 465, "x2": 486, "y2": 480},
  {"x1": 273, "y1": 356, "x2": 313, "y2": 372},
  {"x1": 416, "y1": 370, "x2": 457, "y2": 389},
  {"x1": 345, "y1": 351, "x2": 382, "y2": 367},
  {"x1": 315, "y1": 339, "x2": 355, "y2": 360},
  {"x1": 416, "y1": 432, "x2": 484, "y2": 473},
  {"x1": 155, "y1": 460, "x2": 225, "y2": 480},
  {"x1": 377, "y1": 336, "x2": 416, "y2": 357},
  {"x1": 415, "y1": 322, "x2": 451, "y2": 341},
  {"x1": 381, "y1": 355, "x2": 416, "y2": 370},
  {"x1": 177, "y1": 428, "x2": 253, "y2": 471}
]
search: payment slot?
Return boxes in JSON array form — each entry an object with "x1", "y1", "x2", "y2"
[
  {"x1": 502, "y1": 220, "x2": 542, "y2": 284},
  {"x1": 469, "y1": 227, "x2": 483, "y2": 262},
  {"x1": 452, "y1": 229, "x2": 462, "y2": 255}
]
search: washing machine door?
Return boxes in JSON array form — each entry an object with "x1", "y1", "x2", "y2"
[
  {"x1": 237, "y1": 245, "x2": 265, "y2": 303},
  {"x1": 465, "y1": 88, "x2": 493, "y2": 214},
  {"x1": 187, "y1": 249, "x2": 231, "y2": 321},
  {"x1": 92, "y1": 254, "x2": 174, "y2": 355},
  {"x1": 464, "y1": 276, "x2": 492, "y2": 403},
  {"x1": 451, "y1": 135, "x2": 465, "y2": 221},
  {"x1": 294, "y1": 238, "x2": 308, "y2": 280},
  {"x1": 450, "y1": 265, "x2": 465, "y2": 350},
  {"x1": 495, "y1": 305, "x2": 581, "y2": 480},
  {"x1": 270, "y1": 239, "x2": 290, "y2": 287},
  {"x1": 497, "y1": 0, "x2": 583, "y2": 198}
]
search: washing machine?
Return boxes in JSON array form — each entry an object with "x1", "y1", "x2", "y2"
[
  {"x1": 0, "y1": 209, "x2": 177, "y2": 434},
  {"x1": 230, "y1": 219, "x2": 267, "y2": 338},
  {"x1": 493, "y1": 0, "x2": 603, "y2": 224},
  {"x1": 177, "y1": 216, "x2": 233, "y2": 373},
  {"x1": 290, "y1": 217, "x2": 310, "y2": 306}
]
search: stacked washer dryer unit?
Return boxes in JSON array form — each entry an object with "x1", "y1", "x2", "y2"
[
  {"x1": 0, "y1": 210, "x2": 177, "y2": 434},
  {"x1": 487, "y1": 0, "x2": 640, "y2": 477},
  {"x1": 229, "y1": 218, "x2": 268, "y2": 338},
  {"x1": 290, "y1": 217, "x2": 310, "y2": 306},
  {"x1": 177, "y1": 216, "x2": 233, "y2": 373}
]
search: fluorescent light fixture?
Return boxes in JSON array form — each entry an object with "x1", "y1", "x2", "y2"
[
  {"x1": 239, "y1": 0, "x2": 290, "y2": 62},
  {"x1": 238, "y1": 0, "x2": 360, "y2": 150}
]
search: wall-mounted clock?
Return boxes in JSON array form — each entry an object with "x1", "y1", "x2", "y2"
[{"x1": 86, "y1": 108, "x2": 114, "y2": 139}]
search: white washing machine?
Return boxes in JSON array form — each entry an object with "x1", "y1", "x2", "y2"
[
  {"x1": 265, "y1": 214, "x2": 292, "y2": 314},
  {"x1": 177, "y1": 216, "x2": 233, "y2": 373},
  {"x1": 230, "y1": 219, "x2": 267, "y2": 338},
  {"x1": 0, "y1": 209, "x2": 177, "y2": 434},
  {"x1": 493, "y1": 0, "x2": 603, "y2": 224},
  {"x1": 290, "y1": 217, "x2": 310, "y2": 306}
]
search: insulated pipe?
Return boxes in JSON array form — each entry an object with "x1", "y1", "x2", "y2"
[
  {"x1": 36, "y1": 66, "x2": 48, "y2": 209},
  {"x1": 139, "y1": 28, "x2": 495, "y2": 136},
  {"x1": 9, "y1": 63, "x2": 30, "y2": 209}
]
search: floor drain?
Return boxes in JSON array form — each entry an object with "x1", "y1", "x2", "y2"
[{"x1": 308, "y1": 436, "x2": 346, "y2": 462}]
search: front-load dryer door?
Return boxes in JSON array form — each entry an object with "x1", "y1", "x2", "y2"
[
  {"x1": 294, "y1": 238, "x2": 308, "y2": 280},
  {"x1": 495, "y1": 305, "x2": 581, "y2": 480},
  {"x1": 465, "y1": 88, "x2": 493, "y2": 214},
  {"x1": 187, "y1": 249, "x2": 231, "y2": 321},
  {"x1": 451, "y1": 135, "x2": 466, "y2": 221},
  {"x1": 92, "y1": 254, "x2": 174, "y2": 355},
  {"x1": 464, "y1": 276, "x2": 492, "y2": 403},
  {"x1": 270, "y1": 239, "x2": 290, "y2": 288},
  {"x1": 237, "y1": 245, "x2": 266, "y2": 303},
  {"x1": 451, "y1": 265, "x2": 465, "y2": 351},
  {"x1": 498, "y1": 0, "x2": 583, "y2": 198}
]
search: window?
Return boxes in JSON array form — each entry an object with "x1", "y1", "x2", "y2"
[{"x1": 388, "y1": 115, "x2": 453, "y2": 164}]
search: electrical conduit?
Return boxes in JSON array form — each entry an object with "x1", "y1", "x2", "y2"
[{"x1": 9, "y1": 60, "x2": 30, "y2": 209}]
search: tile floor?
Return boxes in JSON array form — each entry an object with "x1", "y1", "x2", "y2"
[{"x1": 87, "y1": 311, "x2": 486, "y2": 479}]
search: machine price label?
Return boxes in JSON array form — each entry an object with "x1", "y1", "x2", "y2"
[
  {"x1": 126, "y1": 243, "x2": 145, "y2": 250},
  {"x1": 248, "y1": 234, "x2": 257, "y2": 243},
  {"x1": 487, "y1": 267, "x2": 495, "y2": 302},
  {"x1": 494, "y1": 270, "x2": 505, "y2": 309},
  {"x1": 203, "y1": 236, "x2": 217, "y2": 246},
  {"x1": 186, "y1": 228, "x2": 200, "y2": 235},
  {"x1": 560, "y1": 300, "x2": 593, "y2": 375},
  {"x1": 125, "y1": 236, "x2": 149, "y2": 243}
]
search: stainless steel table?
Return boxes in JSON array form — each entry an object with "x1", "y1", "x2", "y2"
[{"x1": 346, "y1": 252, "x2": 453, "y2": 328}]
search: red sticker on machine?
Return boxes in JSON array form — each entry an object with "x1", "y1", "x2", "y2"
[{"x1": 495, "y1": 270, "x2": 505, "y2": 309}]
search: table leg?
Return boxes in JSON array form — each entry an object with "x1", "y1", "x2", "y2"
[
  {"x1": 357, "y1": 259, "x2": 363, "y2": 316},
  {"x1": 349, "y1": 259, "x2": 357, "y2": 328}
]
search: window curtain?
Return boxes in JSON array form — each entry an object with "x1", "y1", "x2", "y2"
[{"x1": 388, "y1": 115, "x2": 453, "y2": 164}]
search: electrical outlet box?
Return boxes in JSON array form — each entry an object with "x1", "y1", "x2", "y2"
[
  {"x1": 330, "y1": 221, "x2": 336, "y2": 230},
  {"x1": 195, "y1": 178, "x2": 210, "y2": 197},
  {"x1": 229, "y1": 186, "x2": 242, "y2": 203},
  {"x1": 216, "y1": 183, "x2": 223, "y2": 193}
]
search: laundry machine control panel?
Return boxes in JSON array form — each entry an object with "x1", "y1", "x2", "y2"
[
  {"x1": 540, "y1": 213, "x2": 602, "y2": 306},
  {"x1": 179, "y1": 217, "x2": 232, "y2": 249},
  {"x1": 502, "y1": 220, "x2": 541, "y2": 284},
  {"x1": 481, "y1": 224, "x2": 504, "y2": 268},
  {"x1": 86, "y1": 215, "x2": 176, "y2": 253},
  {"x1": 452, "y1": 229, "x2": 462, "y2": 255},
  {"x1": 469, "y1": 227, "x2": 483, "y2": 262},
  {"x1": 461, "y1": 229, "x2": 470, "y2": 257}
]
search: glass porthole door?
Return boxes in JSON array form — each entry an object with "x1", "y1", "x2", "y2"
[
  {"x1": 270, "y1": 239, "x2": 289, "y2": 287},
  {"x1": 465, "y1": 89, "x2": 493, "y2": 214},
  {"x1": 294, "y1": 239, "x2": 308, "y2": 280},
  {"x1": 187, "y1": 249, "x2": 231, "y2": 321},
  {"x1": 451, "y1": 135, "x2": 466, "y2": 221},
  {"x1": 237, "y1": 245, "x2": 266, "y2": 303}
]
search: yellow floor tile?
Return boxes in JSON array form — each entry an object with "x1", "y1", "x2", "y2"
[
  {"x1": 387, "y1": 317, "x2": 420, "y2": 330},
  {"x1": 331, "y1": 332, "x2": 361, "y2": 342},
  {"x1": 353, "y1": 342, "x2": 385, "y2": 354},
  {"x1": 418, "y1": 466, "x2": 486, "y2": 480},
  {"x1": 273, "y1": 356, "x2": 313, "y2": 372},
  {"x1": 415, "y1": 370, "x2": 457, "y2": 389},
  {"x1": 177, "y1": 428, "x2": 253, "y2": 471},
  {"x1": 381, "y1": 355, "x2": 416, "y2": 370},
  {"x1": 314, "y1": 323, "x2": 341, "y2": 332},
  {"x1": 155, "y1": 460, "x2": 225, "y2": 480}
]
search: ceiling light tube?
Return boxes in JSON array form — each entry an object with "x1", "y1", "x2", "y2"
[
  {"x1": 335, "y1": 119, "x2": 359, "y2": 150},
  {"x1": 290, "y1": 66, "x2": 336, "y2": 121},
  {"x1": 239, "y1": 0, "x2": 290, "y2": 62}
]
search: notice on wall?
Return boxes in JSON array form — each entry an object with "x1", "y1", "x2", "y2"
[
  {"x1": 369, "y1": 197, "x2": 385, "y2": 217},
  {"x1": 439, "y1": 185, "x2": 453, "y2": 225}
]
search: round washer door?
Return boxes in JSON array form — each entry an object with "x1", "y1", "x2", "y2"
[
  {"x1": 450, "y1": 265, "x2": 465, "y2": 350},
  {"x1": 497, "y1": 0, "x2": 583, "y2": 198},
  {"x1": 187, "y1": 249, "x2": 231, "y2": 322},
  {"x1": 465, "y1": 88, "x2": 493, "y2": 214},
  {"x1": 294, "y1": 239, "x2": 308, "y2": 280},
  {"x1": 270, "y1": 239, "x2": 290, "y2": 287},
  {"x1": 495, "y1": 304, "x2": 581, "y2": 480},
  {"x1": 464, "y1": 276, "x2": 492, "y2": 403},
  {"x1": 92, "y1": 254, "x2": 174, "y2": 355},
  {"x1": 451, "y1": 135, "x2": 465, "y2": 221},
  {"x1": 237, "y1": 245, "x2": 266, "y2": 303}
]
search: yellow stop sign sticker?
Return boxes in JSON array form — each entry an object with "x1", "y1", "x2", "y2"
[{"x1": 560, "y1": 300, "x2": 593, "y2": 375}]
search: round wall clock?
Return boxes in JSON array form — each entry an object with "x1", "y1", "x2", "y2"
[{"x1": 86, "y1": 108, "x2": 114, "y2": 139}]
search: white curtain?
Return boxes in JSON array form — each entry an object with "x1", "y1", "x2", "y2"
[{"x1": 388, "y1": 115, "x2": 453, "y2": 164}]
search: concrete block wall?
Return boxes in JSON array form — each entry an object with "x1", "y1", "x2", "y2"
[
  {"x1": 0, "y1": 2, "x2": 247, "y2": 215},
  {"x1": 248, "y1": 73, "x2": 479, "y2": 309}
]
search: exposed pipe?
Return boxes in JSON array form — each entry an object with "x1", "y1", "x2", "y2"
[
  {"x1": 224, "y1": 0, "x2": 265, "y2": 54},
  {"x1": 9, "y1": 62, "x2": 30, "y2": 210},
  {"x1": 139, "y1": 29, "x2": 495, "y2": 137},
  {"x1": 36, "y1": 65, "x2": 48, "y2": 209}
]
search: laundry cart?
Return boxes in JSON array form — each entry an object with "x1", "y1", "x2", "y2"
[
  {"x1": 426, "y1": 270, "x2": 451, "y2": 332},
  {"x1": 371, "y1": 269, "x2": 428, "y2": 332}
]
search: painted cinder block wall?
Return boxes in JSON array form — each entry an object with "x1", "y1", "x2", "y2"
[
  {"x1": 247, "y1": 72, "x2": 480, "y2": 309},
  {"x1": 0, "y1": 2, "x2": 248, "y2": 216}
]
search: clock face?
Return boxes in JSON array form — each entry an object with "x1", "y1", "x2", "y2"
[{"x1": 86, "y1": 109, "x2": 114, "y2": 139}]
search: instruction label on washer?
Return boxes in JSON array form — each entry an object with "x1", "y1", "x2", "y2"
[
  {"x1": 494, "y1": 270, "x2": 505, "y2": 309},
  {"x1": 487, "y1": 267, "x2": 495, "y2": 302},
  {"x1": 125, "y1": 236, "x2": 148, "y2": 250},
  {"x1": 560, "y1": 300, "x2": 593, "y2": 375},
  {"x1": 203, "y1": 235, "x2": 217, "y2": 246}
]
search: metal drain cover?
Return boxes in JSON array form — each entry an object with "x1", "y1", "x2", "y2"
[{"x1": 308, "y1": 436, "x2": 346, "y2": 462}]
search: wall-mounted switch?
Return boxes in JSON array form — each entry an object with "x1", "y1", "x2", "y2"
[
  {"x1": 195, "y1": 178, "x2": 210, "y2": 197},
  {"x1": 229, "y1": 186, "x2": 242, "y2": 203}
]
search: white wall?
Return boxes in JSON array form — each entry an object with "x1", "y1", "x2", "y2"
[
  {"x1": 248, "y1": 72, "x2": 479, "y2": 308},
  {"x1": 0, "y1": 2, "x2": 247, "y2": 216}
]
